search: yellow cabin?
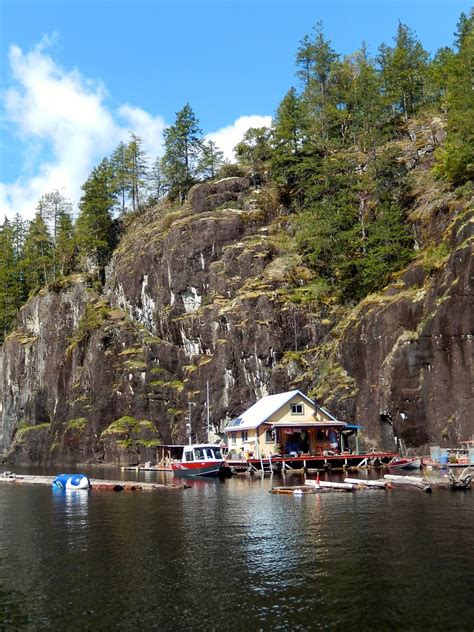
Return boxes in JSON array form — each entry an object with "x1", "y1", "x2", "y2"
[{"x1": 224, "y1": 390, "x2": 347, "y2": 459}]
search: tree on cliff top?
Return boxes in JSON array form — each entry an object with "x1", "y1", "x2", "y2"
[
  {"x1": 161, "y1": 104, "x2": 203, "y2": 202},
  {"x1": 76, "y1": 158, "x2": 115, "y2": 273},
  {"x1": 377, "y1": 22, "x2": 429, "y2": 119},
  {"x1": 437, "y1": 9, "x2": 474, "y2": 184}
]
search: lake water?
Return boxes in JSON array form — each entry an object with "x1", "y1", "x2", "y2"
[{"x1": 0, "y1": 468, "x2": 473, "y2": 631}]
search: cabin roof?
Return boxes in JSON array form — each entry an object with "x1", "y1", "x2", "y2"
[{"x1": 224, "y1": 390, "x2": 342, "y2": 432}]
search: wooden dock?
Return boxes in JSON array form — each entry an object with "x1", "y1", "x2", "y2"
[
  {"x1": 245, "y1": 452, "x2": 396, "y2": 473},
  {"x1": 0, "y1": 472, "x2": 188, "y2": 492}
]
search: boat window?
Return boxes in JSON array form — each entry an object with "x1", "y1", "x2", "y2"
[
  {"x1": 213, "y1": 448, "x2": 222, "y2": 459},
  {"x1": 204, "y1": 448, "x2": 214, "y2": 459},
  {"x1": 194, "y1": 448, "x2": 205, "y2": 460},
  {"x1": 185, "y1": 451, "x2": 194, "y2": 462}
]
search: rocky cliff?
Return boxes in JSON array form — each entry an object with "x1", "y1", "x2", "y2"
[{"x1": 1, "y1": 122, "x2": 472, "y2": 464}]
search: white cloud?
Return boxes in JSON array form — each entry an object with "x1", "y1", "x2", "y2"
[
  {"x1": 118, "y1": 104, "x2": 165, "y2": 158},
  {"x1": 0, "y1": 38, "x2": 271, "y2": 220},
  {"x1": 206, "y1": 115, "x2": 272, "y2": 162},
  {"x1": 0, "y1": 40, "x2": 165, "y2": 219}
]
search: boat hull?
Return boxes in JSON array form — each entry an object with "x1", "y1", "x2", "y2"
[
  {"x1": 388, "y1": 457, "x2": 421, "y2": 470},
  {"x1": 172, "y1": 461, "x2": 229, "y2": 478}
]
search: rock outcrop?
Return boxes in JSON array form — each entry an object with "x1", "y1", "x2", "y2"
[{"x1": 0, "y1": 125, "x2": 472, "y2": 464}]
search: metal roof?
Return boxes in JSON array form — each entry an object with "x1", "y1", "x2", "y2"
[
  {"x1": 271, "y1": 421, "x2": 347, "y2": 428},
  {"x1": 224, "y1": 390, "x2": 336, "y2": 433}
]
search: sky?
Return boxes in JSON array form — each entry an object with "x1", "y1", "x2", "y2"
[{"x1": 0, "y1": 0, "x2": 471, "y2": 219}]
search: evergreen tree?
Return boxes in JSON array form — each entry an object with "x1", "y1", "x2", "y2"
[
  {"x1": 126, "y1": 133, "x2": 148, "y2": 212},
  {"x1": 296, "y1": 34, "x2": 314, "y2": 87},
  {"x1": 378, "y1": 22, "x2": 429, "y2": 119},
  {"x1": 299, "y1": 24, "x2": 339, "y2": 152},
  {"x1": 161, "y1": 104, "x2": 203, "y2": 202},
  {"x1": 345, "y1": 45, "x2": 386, "y2": 152},
  {"x1": 38, "y1": 190, "x2": 73, "y2": 279},
  {"x1": 22, "y1": 210, "x2": 54, "y2": 293},
  {"x1": 271, "y1": 87, "x2": 307, "y2": 202},
  {"x1": 111, "y1": 141, "x2": 131, "y2": 214},
  {"x1": 55, "y1": 210, "x2": 76, "y2": 276},
  {"x1": 147, "y1": 156, "x2": 165, "y2": 203},
  {"x1": 197, "y1": 140, "x2": 224, "y2": 180},
  {"x1": 427, "y1": 47, "x2": 455, "y2": 112},
  {"x1": 235, "y1": 127, "x2": 272, "y2": 185},
  {"x1": 0, "y1": 219, "x2": 18, "y2": 339},
  {"x1": 76, "y1": 158, "x2": 115, "y2": 272},
  {"x1": 439, "y1": 10, "x2": 474, "y2": 184},
  {"x1": 11, "y1": 214, "x2": 28, "y2": 310}
]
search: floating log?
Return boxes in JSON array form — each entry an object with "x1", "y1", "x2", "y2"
[
  {"x1": 0, "y1": 472, "x2": 187, "y2": 491},
  {"x1": 305, "y1": 479, "x2": 355, "y2": 490},
  {"x1": 270, "y1": 485, "x2": 351, "y2": 494},
  {"x1": 384, "y1": 474, "x2": 432, "y2": 493},
  {"x1": 344, "y1": 478, "x2": 389, "y2": 488}
]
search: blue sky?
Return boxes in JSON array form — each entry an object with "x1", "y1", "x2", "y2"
[{"x1": 0, "y1": 0, "x2": 471, "y2": 217}]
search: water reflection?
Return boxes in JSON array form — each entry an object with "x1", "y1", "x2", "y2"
[
  {"x1": 0, "y1": 472, "x2": 472, "y2": 630},
  {"x1": 52, "y1": 488, "x2": 90, "y2": 548}
]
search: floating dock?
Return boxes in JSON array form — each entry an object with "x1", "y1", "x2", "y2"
[{"x1": 234, "y1": 452, "x2": 397, "y2": 474}]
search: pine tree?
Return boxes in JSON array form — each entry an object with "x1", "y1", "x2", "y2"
[
  {"x1": 147, "y1": 156, "x2": 165, "y2": 203},
  {"x1": 427, "y1": 47, "x2": 455, "y2": 112},
  {"x1": 111, "y1": 141, "x2": 131, "y2": 214},
  {"x1": 299, "y1": 23, "x2": 339, "y2": 152},
  {"x1": 11, "y1": 214, "x2": 28, "y2": 310},
  {"x1": 271, "y1": 87, "x2": 307, "y2": 202},
  {"x1": 126, "y1": 133, "x2": 148, "y2": 212},
  {"x1": 0, "y1": 219, "x2": 18, "y2": 339},
  {"x1": 161, "y1": 104, "x2": 203, "y2": 202},
  {"x1": 346, "y1": 45, "x2": 386, "y2": 152},
  {"x1": 378, "y1": 22, "x2": 429, "y2": 119},
  {"x1": 22, "y1": 211, "x2": 53, "y2": 293},
  {"x1": 38, "y1": 190, "x2": 73, "y2": 279},
  {"x1": 197, "y1": 140, "x2": 224, "y2": 180},
  {"x1": 55, "y1": 210, "x2": 76, "y2": 276},
  {"x1": 439, "y1": 9, "x2": 474, "y2": 184},
  {"x1": 235, "y1": 127, "x2": 272, "y2": 185},
  {"x1": 76, "y1": 158, "x2": 115, "y2": 272}
]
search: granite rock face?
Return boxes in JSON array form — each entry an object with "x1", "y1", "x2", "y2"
[
  {"x1": 320, "y1": 212, "x2": 473, "y2": 451},
  {"x1": 0, "y1": 145, "x2": 472, "y2": 464}
]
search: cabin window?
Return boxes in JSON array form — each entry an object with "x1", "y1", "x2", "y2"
[
  {"x1": 185, "y1": 451, "x2": 194, "y2": 462},
  {"x1": 265, "y1": 429, "x2": 274, "y2": 443},
  {"x1": 204, "y1": 448, "x2": 214, "y2": 459},
  {"x1": 241, "y1": 431, "x2": 248, "y2": 442},
  {"x1": 291, "y1": 403, "x2": 304, "y2": 415},
  {"x1": 214, "y1": 448, "x2": 222, "y2": 459},
  {"x1": 194, "y1": 448, "x2": 205, "y2": 460}
]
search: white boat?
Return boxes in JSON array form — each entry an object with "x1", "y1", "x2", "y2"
[{"x1": 172, "y1": 444, "x2": 232, "y2": 478}]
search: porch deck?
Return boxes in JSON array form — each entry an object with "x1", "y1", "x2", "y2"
[{"x1": 244, "y1": 452, "x2": 396, "y2": 472}]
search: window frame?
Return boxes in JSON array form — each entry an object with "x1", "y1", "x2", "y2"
[{"x1": 290, "y1": 403, "x2": 304, "y2": 415}]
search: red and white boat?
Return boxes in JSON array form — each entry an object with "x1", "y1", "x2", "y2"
[
  {"x1": 172, "y1": 444, "x2": 232, "y2": 478},
  {"x1": 387, "y1": 456, "x2": 422, "y2": 470}
]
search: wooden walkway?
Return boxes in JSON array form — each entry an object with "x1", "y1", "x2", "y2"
[{"x1": 243, "y1": 452, "x2": 397, "y2": 473}]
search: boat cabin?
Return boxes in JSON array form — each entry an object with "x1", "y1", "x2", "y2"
[
  {"x1": 224, "y1": 390, "x2": 348, "y2": 459},
  {"x1": 181, "y1": 444, "x2": 224, "y2": 463}
]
